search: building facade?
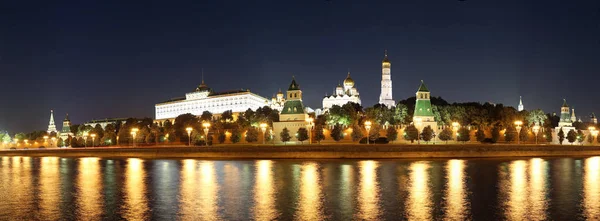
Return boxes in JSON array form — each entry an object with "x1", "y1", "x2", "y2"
[
  {"x1": 273, "y1": 77, "x2": 310, "y2": 144},
  {"x1": 322, "y1": 72, "x2": 361, "y2": 110},
  {"x1": 379, "y1": 51, "x2": 395, "y2": 107},
  {"x1": 270, "y1": 89, "x2": 286, "y2": 112},
  {"x1": 413, "y1": 80, "x2": 438, "y2": 132},
  {"x1": 155, "y1": 80, "x2": 270, "y2": 122},
  {"x1": 84, "y1": 118, "x2": 128, "y2": 129}
]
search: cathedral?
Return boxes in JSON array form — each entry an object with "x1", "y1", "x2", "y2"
[
  {"x1": 379, "y1": 51, "x2": 395, "y2": 107},
  {"x1": 322, "y1": 72, "x2": 361, "y2": 110}
]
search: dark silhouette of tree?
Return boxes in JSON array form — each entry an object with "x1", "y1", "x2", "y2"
[
  {"x1": 439, "y1": 127, "x2": 453, "y2": 144},
  {"x1": 558, "y1": 128, "x2": 565, "y2": 145},
  {"x1": 421, "y1": 126, "x2": 434, "y2": 143},
  {"x1": 351, "y1": 124, "x2": 363, "y2": 142},
  {"x1": 457, "y1": 128, "x2": 470, "y2": 143},
  {"x1": 330, "y1": 124, "x2": 344, "y2": 142},
  {"x1": 567, "y1": 129, "x2": 577, "y2": 145},
  {"x1": 245, "y1": 127, "x2": 259, "y2": 143},
  {"x1": 296, "y1": 128, "x2": 309, "y2": 144},
  {"x1": 386, "y1": 126, "x2": 398, "y2": 143},
  {"x1": 314, "y1": 125, "x2": 325, "y2": 144},
  {"x1": 544, "y1": 128, "x2": 553, "y2": 142},
  {"x1": 280, "y1": 127, "x2": 291, "y2": 144},
  {"x1": 404, "y1": 125, "x2": 419, "y2": 143},
  {"x1": 476, "y1": 128, "x2": 486, "y2": 142}
]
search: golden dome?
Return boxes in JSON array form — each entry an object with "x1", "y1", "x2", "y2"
[{"x1": 343, "y1": 72, "x2": 354, "y2": 87}]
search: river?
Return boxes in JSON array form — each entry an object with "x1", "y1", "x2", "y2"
[{"x1": 0, "y1": 156, "x2": 598, "y2": 220}]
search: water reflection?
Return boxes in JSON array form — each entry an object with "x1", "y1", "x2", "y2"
[
  {"x1": 178, "y1": 160, "x2": 220, "y2": 221},
  {"x1": 444, "y1": 159, "x2": 469, "y2": 220},
  {"x1": 357, "y1": 160, "x2": 380, "y2": 220},
  {"x1": 253, "y1": 160, "x2": 278, "y2": 220},
  {"x1": 123, "y1": 158, "x2": 148, "y2": 220},
  {"x1": 406, "y1": 162, "x2": 432, "y2": 220},
  {"x1": 39, "y1": 157, "x2": 60, "y2": 220},
  {"x1": 296, "y1": 162, "x2": 323, "y2": 221},
  {"x1": 76, "y1": 157, "x2": 103, "y2": 219},
  {"x1": 583, "y1": 157, "x2": 600, "y2": 219},
  {"x1": 501, "y1": 159, "x2": 548, "y2": 221}
]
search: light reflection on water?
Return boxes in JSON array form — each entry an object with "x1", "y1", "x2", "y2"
[{"x1": 0, "y1": 156, "x2": 599, "y2": 220}]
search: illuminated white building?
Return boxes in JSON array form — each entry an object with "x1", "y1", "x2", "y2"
[
  {"x1": 155, "y1": 80, "x2": 270, "y2": 122},
  {"x1": 379, "y1": 51, "x2": 395, "y2": 107},
  {"x1": 270, "y1": 89, "x2": 286, "y2": 112},
  {"x1": 322, "y1": 72, "x2": 361, "y2": 109},
  {"x1": 47, "y1": 110, "x2": 58, "y2": 134}
]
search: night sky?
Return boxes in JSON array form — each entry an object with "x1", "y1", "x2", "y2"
[{"x1": 1, "y1": 0, "x2": 600, "y2": 133}]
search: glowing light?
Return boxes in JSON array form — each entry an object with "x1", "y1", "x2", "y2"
[
  {"x1": 253, "y1": 160, "x2": 277, "y2": 220},
  {"x1": 583, "y1": 157, "x2": 600, "y2": 219},
  {"x1": 296, "y1": 162, "x2": 323, "y2": 220},
  {"x1": 76, "y1": 157, "x2": 102, "y2": 219},
  {"x1": 123, "y1": 158, "x2": 148, "y2": 220},
  {"x1": 444, "y1": 160, "x2": 469, "y2": 220},
  {"x1": 357, "y1": 160, "x2": 380, "y2": 220},
  {"x1": 39, "y1": 157, "x2": 60, "y2": 220},
  {"x1": 406, "y1": 162, "x2": 432, "y2": 220}
]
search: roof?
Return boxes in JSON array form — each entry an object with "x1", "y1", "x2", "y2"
[
  {"x1": 64, "y1": 113, "x2": 70, "y2": 122},
  {"x1": 288, "y1": 77, "x2": 300, "y2": 91},
  {"x1": 562, "y1": 99, "x2": 569, "y2": 107},
  {"x1": 280, "y1": 100, "x2": 305, "y2": 115},
  {"x1": 417, "y1": 80, "x2": 429, "y2": 92},
  {"x1": 87, "y1": 118, "x2": 128, "y2": 124},
  {"x1": 414, "y1": 99, "x2": 435, "y2": 117}
]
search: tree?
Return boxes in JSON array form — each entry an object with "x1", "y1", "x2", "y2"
[
  {"x1": 476, "y1": 128, "x2": 486, "y2": 142},
  {"x1": 421, "y1": 126, "x2": 434, "y2": 143},
  {"x1": 245, "y1": 127, "x2": 259, "y2": 143},
  {"x1": 93, "y1": 124, "x2": 105, "y2": 141},
  {"x1": 218, "y1": 133, "x2": 226, "y2": 144},
  {"x1": 57, "y1": 138, "x2": 64, "y2": 147},
  {"x1": 438, "y1": 127, "x2": 453, "y2": 144},
  {"x1": 296, "y1": 128, "x2": 309, "y2": 144},
  {"x1": 351, "y1": 124, "x2": 363, "y2": 142},
  {"x1": 519, "y1": 126, "x2": 529, "y2": 142},
  {"x1": 2, "y1": 134, "x2": 11, "y2": 143},
  {"x1": 368, "y1": 124, "x2": 381, "y2": 141},
  {"x1": 457, "y1": 128, "x2": 470, "y2": 143},
  {"x1": 404, "y1": 125, "x2": 419, "y2": 143},
  {"x1": 231, "y1": 127, "x2": 241, "y2": 144},
  {"x1": 386, "y1": 126, "x2": 398, "y2": 143},
  {"x1": 145, "y1": 133, "x2": 155, "y2": 144},
  {"x1": 280, "y1": 127, "x2": 291, "y2": 144},
  {"x1": 544, "y1": 128, "x2": 553, "y2": 142},
  {"x1": 588, "y1": 132, "x2": 594, "y2": 144},
  {"x1": 527, "y1": 109, "x2": 548, "y2": 128},
  {"x1": 200, "y1": 111, "x2": 213, "y2": 122},
  {"x1": 221, "y1": 110, "x2": 234, "y2": 122},
  {"x1": 330, "y1": 124, "x2": 344, "y2": 142},
  {"x1": 577, "y1": 129, "x2": 585, "y2": 145},
  {"x1": 491, "y1": 126, "x2": 501, "y2": 143},
  {"x1": 174, "y1": 114, "x2": 200, "y2": 143},
  {"x1": 567, "y1": 129, "x2": 577, "y2": 145},
  {"x1": 558, "y1": 128, "x2": 565, "y2": 145},
  {"x1": 393, "y1": 104, "x2": 410, "y2": 125},
  {"x1": 14, "y1": 133, "x2": 26, "y2": 141},
  {"x1": 505, "y1": 126, "x2": 516, "y2": 143},
  {"x1": 314, "y1": 125, "x2": 325, "y2": 144}
]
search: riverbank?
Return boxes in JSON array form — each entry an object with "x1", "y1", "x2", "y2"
[{"x1": 2, "y1": 144, "x2": 600, "y2": 159}]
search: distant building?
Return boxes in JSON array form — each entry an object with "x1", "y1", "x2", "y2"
[
  {"x1": 155, "y1": 78, "x2": 270, "y2": 122},
  {"x1": 60, "y1": 113, "x2": 74, "y2": 143},
  {"x1": 47, "y1": 110, "x2": 58, "y2": 134},
  {"x1": 379, "y1": 51, "x2": 395, "y2": 107},
  {"x1": 518, "y1": 96, "x2": 524, "y2": 111},
  {"x1": 322, "y1": 72, "x2": 361, "y2": 110},
  {"x1": 412, "y1": 80, "x2": 438, "y2": 132},
  {"x1": 269, "y1": 89, "x2": 286, "y2": 112},
  {"x1": 84, "y1": 118, "x2": 128, "y2": 129},
  {"x1": 591, "y1": 113, "x2": 597, "y2": 124},
  {"x1": 273, "y1": 77, "x2": 310, "y2": 144},
  {"x1": 555, "y1": 99, "x2": 576, "y2": 143}
]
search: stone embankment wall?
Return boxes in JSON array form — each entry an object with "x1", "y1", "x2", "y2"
[{"x1": 2, "y1": 144, "x2": 600, "y2": 159}]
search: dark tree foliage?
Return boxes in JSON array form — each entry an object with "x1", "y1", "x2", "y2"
[
  {"x1": 491, "y1": 126, "x2": 501, "y2": 143},
  {"x1": 296, "y1": 128, "x2": 309, "y2": 144},
  {"x1": 200, "y1": 111, "x2": 213, "y2": 122},
  {"x1": 245, "y1": 127, "x2": 259, "y2": 143},
  {"x1": 218, "y1": 133, "x2": 226, "y2": 144},
  {"x1": 231, "y1": 127, "x2": 241, "y2": 144},
  {"x1": 314, "y1": 125, "x2": 325, "y2": 144},
  {"x1": 421, "y1": 126, "x2": 434, "y2": 142},
  {"x1": 505, "y1": 126, "x2": 516, "y2": 143},
  {"x1": 544, "y1": 128, "x2": 553, "y2": 142},
  {"x1": 567, "y1": 129, "x2": 577, "y2": 145},
  {"x1": 404, "y1": 125, "x2": 419, "y2": 143},
  {"x1": 386, "y1": 126, "x2": 398, "y2": 143},
  {"x1": 519, "y1": 126, "x2": 529, "y2": 142},
  {"x1": 351, "y1": 124, "x2": 363, "y2": 142},
  {"x1": 577, "y1": 129, "x2": 585, "y2": 145},
  {"x1": 457, "y1": 128, "x2": 470, "y2": 143},
  {"x1": 330, "y1": 124, "x2": 344, "y2": 142},
  {"x1": 280, "y1": 127, "x2": 291, "y2": 144},
  {"x1": 438, "y1": 127, "x2": 453, "y2": 144},
  {"x1": 476, "y1": 128, "x2": 486, "y2": 142},
  {"x1": 558, "y1": 128, "x2": 565, "y2": 145}
]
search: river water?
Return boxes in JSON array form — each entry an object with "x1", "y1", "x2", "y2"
[{"x1": 0, "y1": 156, "x2": 598, "y2": 220}]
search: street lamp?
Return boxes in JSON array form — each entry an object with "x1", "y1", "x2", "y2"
[
  {"x1": 532, "y1": 125, "x2": 540, "y2": 145},
  {"x1": 202, "y1": 122, "x2": 211, "y2": 146},
  {"x1": 364, "y1": 121, "x2": 372, "y2": 144},
  {"x1": 452, "y1": 122, "x2": 460, "y2": 143},
  {"x1": 514, "y1": 121, "x2": 523, "y2": 144},
  {"x1": 130, "y1": 128, "x2": 139, "y2": 147},
  {"x1": 415, "y1": 118, "x2": 423, "y2": 144},
  {"x1": 91, "y1": 133, "x2": 96, "y2": 147},
  {"x1": 306, "y1": 117, "x2": 314, "y2": 145},
  {"x1": 165, "y1": 133, "x2": 169, "y2": 144},
  {"x1": 260, "y1": 123, "x2": 268, "y2": 145},
  {"x1": 589, "y1": 127, "x2": 598, "y2": 146},
  {"x1": 186, "y1": 127, "x2": 193, "y2": 146},
  {"x1": 83, "y1": 132, "x2": 89, "y2": 148}
]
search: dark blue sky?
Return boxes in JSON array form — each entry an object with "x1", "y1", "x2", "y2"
[{"x1": 1, "y1": 0, "x2": 599, "y2": 132}]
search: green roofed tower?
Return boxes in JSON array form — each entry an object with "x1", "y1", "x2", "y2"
[
  {"x1": 558, "y1": 99, "x2": 573, "y2": 127},
  {"x1": 412, "y1": 80, "x2": 438, "y2": 132},
  {"x1": 273, "y1": 76, "x2": 310, "y2": 144}
]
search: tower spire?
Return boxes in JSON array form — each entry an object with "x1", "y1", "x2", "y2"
[
  {"x1": 518, "y1": 96, "x2": 524, "y2": 111},
  {"x1": 201, "y1": 68, "x2": 205, "y2": 84},
  {"x1": 47, "y1": 109, "x2": 58, "y2": 134}
]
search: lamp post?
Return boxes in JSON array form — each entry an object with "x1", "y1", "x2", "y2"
[
  {"x1": 131, "y1": 128, "x2": 138, "y2": 147},
  {"x1": 202, "y1": 122, "x2": 211, "y2": 146},
  {"x1": 43, "y1": 136, "x2": 48, "y2": 146},
  {"x1": 415, "y1": 118, "x2": 423, "y2": 145},
  {"x1": 532, "y1": 125, "x2": 540, "y2": 145},
  {"x1": 452, "y1": 122, "x2": 460, "y2": 143},
  {"x1": 260, "y1": 123, "x2": 268, "y2": 145},
  {"x1": 91, "y1": 134, "x2": 96, "y2": 147},
  {"x1": 186, "y1": 127, "x2": 193, "y2": 146},
  {"x1": 306, "y1": 117, "x2": 314, "y2": 145},
  {"x1": 83, "y1": 132, "x2": 89, "y2": 148},
  {"x1": 365, "y1": 121, "x2": 372, "y2": 144},
  {"x1": 116, "y1": 135, "x2": 120, "y2": 146},
  {"x1": 589, "y1": 127, "x2": 598, "y2": 146},
  {"x1": 514, "y1": 121, "x2": 523, "y2": 144}
]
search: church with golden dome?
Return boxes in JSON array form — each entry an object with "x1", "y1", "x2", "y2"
[{"x1": 322, "y1": 72, "x2": 361, "y2": 110}]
